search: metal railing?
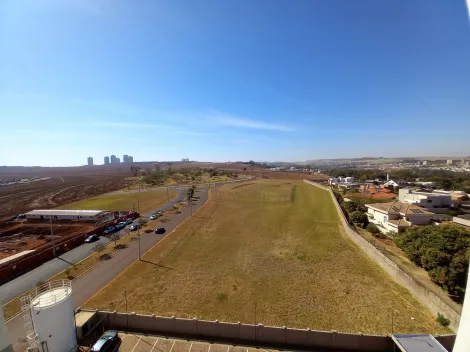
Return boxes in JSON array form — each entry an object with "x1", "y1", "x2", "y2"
[{"x1": 29, "y1": 279, "x2": 72, "y2": 307}]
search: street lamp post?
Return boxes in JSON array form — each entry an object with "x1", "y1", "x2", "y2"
[{"x1": 50, "y1": 219, "x2": 56, "y2": 257}]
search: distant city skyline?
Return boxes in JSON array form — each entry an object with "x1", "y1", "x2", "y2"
[
  {"x1": 94, "y1": 154, "x2": 134, "y2": 166},
  {"x1": 1, "y1": 1, "x2": 470, "y2": 166}
]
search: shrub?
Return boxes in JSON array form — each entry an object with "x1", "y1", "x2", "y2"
[
  {"x1": 216, "y1": 293, "x2": 228, "y2": 302},
  {"x1": 436, "y1": 313, "x2": 450, "y2": 327},
  {"x1": 350, "y1": 211, "x2": 369, "y2": 228},
  {"x1": 366, "y1": 223, "x2": 380, "y2": 234},
  {"x1": 342, "y1": 201, "x2": 358, "y2": 213}
]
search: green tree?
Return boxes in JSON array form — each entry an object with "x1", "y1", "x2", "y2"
[
  {"x1": 394, "y1": 224, "x2": 470, "y2": 301},
  {"x1": 342, "y1": 201, "x2": 358, "y2": 213},
  {"x1": 366, "y1": 223, "x2": 380, "y2": 234},
  {"x1": 350, "y1": 211, "x2": 369, "y2": 228}
]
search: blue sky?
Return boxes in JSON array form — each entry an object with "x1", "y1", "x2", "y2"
[{"x1": 1, "y1": 0, "x2": 470, "y2": 166}]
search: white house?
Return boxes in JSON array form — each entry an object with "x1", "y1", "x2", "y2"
[
  {"x1": 399, "y1": 188, "x2": 451, "y2": 212},
  {"x1": 383, "y1": 179, "x2": 400, "y2": 188},
  {"x1": 366, "y1": 201, "x2": 436, "y2": 233}
]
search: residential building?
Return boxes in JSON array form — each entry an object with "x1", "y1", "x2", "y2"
[
  {"x1": 87, "y1": 157, "x2": 93, "y2": 166},
  {"x1": 447, "y1": 159, "x2": 453, "y2": 165},
  {"x1": 383, "y1": 179, "x2": 400, "y2": 188},
  {"x1": 128, "y1": 156, "x2": 133, "y2": 163},
  {"x1": 104, "y1": 156, "x2": 110, "y2": 164},
  {"x1": 399, "y1": 188, "x2": 451, "y2": 212},
  {"x1": 116, "y1": 157, "x2": 121, "y2": 164},
  {"x1": 461, "y1": 158, "x2": 466, "y2": 166},
  {"x1": 366, "y1": 201, "x2": 436, "y2": 233},
  {"x1": 422, "y1": 160, "x2": 427, "y2": 166},
  {"x1": 110, "y1": 155, "x2": 117, "y2": 164},
  {"x1": 123, "y1": 155, "x2": 129, "y2": 163}
]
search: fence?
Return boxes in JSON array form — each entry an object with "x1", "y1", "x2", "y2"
[
  {"x1": 453, "y1": 216, "x2": 470, "y2": 228},
  {"x1": 83, "y1": 309, "x2": 395, "y2": 351},
  {"x1": 303, "y1": 180, "x2": 462, "y2": 332}
]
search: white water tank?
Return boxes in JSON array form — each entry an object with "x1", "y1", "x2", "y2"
[{"x1": 29, "y1": 280, "x2": 76, "y2": 352}]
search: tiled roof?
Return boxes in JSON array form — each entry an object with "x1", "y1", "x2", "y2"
[
  {"x1": 388, "y1": 219, "x2": 411, "y2": 227},
  {"x1": 367, "y1": 201, "x2": 434, "y2": 215}
]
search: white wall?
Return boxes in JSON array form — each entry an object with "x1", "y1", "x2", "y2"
[
  {"x1": 454, "y1": 264, "x2": 470, "y2": 351},
  {"x1": 0, "y1": 305, "x2": 13, "y2": 352},
  {"x1": 367, "y1": 208, "x2": 397, "y2": 233}
]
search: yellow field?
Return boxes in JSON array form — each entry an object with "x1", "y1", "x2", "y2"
[{"x1": 85, "y1": 180, "x2": 448, "y2": 334}]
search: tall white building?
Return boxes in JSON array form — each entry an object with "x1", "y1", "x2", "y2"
[{"x1": 87, "y1": 157, "x2": 93, "y2": 166}]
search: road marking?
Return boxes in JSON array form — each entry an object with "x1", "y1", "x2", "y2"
[
  {"x1": 169, "y1": 340, "x2": 176, "y2": 352},
  {"x1": 150, "y1": 338, "x2": 159, "y2": 352},
  {"x1": 208, "y1": 344, "x2": 211, "y2": 352},
  {"x1": 189, "y1": 343, "x2": 193, "y2": 352},
  {"x1": 130, "y1": 337, "x2": 141, "y2": 352}
]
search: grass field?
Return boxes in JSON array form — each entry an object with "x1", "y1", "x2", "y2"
[
  {"x1": 85, "y1": 180, "x2": 447, "y2": 334},
  {"x1": 56, "y1": 189, "x2": 177, "y2": 214}
]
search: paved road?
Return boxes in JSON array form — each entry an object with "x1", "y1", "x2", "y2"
[
  {"x1": 7, "y1": 178, "x2": 253, "y2": 351},
  {"x1": 0, "y1": 190, "x2": 187, "y2": 305},
  {"x1": 8, "y1": 188, "x2": 209, "y2": 351}
]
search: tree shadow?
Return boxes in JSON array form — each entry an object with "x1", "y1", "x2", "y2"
[{"x1": 139, "y1": 259, "x2": 173, "y2": 270}]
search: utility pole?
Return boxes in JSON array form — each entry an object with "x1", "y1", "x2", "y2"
[
  {"x1": 137, "y1": 191, "x2": 141, "y2": 260},
  {"x1": 166, "y1": 186, "x2": 169, "y2": 203},
  {"x1": 50, "y1": 219, "x2": 56, "y2": 257}
]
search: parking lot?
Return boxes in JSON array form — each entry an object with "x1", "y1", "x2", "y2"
[{"x1": 118, "y1": 333, "x2": 295, "y2": 352}]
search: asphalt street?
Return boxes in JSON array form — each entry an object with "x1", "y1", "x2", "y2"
[
  {"x1": 0, "y1": 189, "x2": 188, "y2": 305},
  {"x1": 6, "y1": 178, "x2": 253, "y2": 351}
]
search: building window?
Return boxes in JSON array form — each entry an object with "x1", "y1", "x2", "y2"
[{"x1": 427, "y1": 200, "x2": 432, "y2": 203}]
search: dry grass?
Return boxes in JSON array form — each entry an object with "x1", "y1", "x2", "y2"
[
  {"x1": 57, "y1": 189, "x2": 176, "y2": 214},
  {"x1": 85, "y1": 180, "x2": 448, "y2": 335}
]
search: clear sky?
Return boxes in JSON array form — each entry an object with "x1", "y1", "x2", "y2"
[{"x1": 1, "y1": 0, "x2": 470, "y2": 166}]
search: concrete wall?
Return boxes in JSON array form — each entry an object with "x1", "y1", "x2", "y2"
[
  {"x1": 303, "y1": 180, "x2": 462, "y2": 333},
  {"x1": 453, "y1": 217, "x2": 470, "y2": 228},
  {"x1": 89, "y1": 310, "x2": 394, "y2": 351}
]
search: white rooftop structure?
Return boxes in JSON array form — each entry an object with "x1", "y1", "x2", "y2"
[
  {"x1": 24, "y1": 209, "x2": 114, "y2": 223},
  {"x1": 25, "y1": 209, "x2": 105, "y2": 217}
]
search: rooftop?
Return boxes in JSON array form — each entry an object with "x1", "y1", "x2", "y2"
[
  {"x1": 391, "y1": 334, "x2": 447, "y2": 352},
  {"x1": 367, "y1": 201, "x2": 434, "y2": 215},
  {"x1": 25, "y1": 209, "x2": 107, "y2": 217}
]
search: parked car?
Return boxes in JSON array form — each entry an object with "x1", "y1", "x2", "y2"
[
  {"x1": 129, "y1": 224, "x2": 139, "y2": 231},
  {"x1": 155, "y1": 227, "x2": 166, "y2": 234},
  {"x1": 91, "y1": 330, "x2": 121, "y2": 352},
  {"x1": 84, "y1": 234, "x2": 99, "y2": 243},
  {"x1": 115, "y1": 222, "x2": 125, "y2": 229},
  {"x1": 16, "y1": 214, "x2": 26, "y2": 219},
  {"x1": 125, "y1": 218, "x2": 133, "y2": 225},
  {"x1": 149, "y1": 214, "x2": 158, "y2": 220},
  {"x1": 103, "y1": 226, "x2": 115, "y2": 234},
  {"x1": 144, "y1": 229, "x2": 153, "y2": 234}
]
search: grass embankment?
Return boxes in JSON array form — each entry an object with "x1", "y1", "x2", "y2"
[
  {"x1": 57, "y1": 189, "x2": 176, "y2": 214},
  {"x1": 85, "y1": 180, "x2": 447, "y2": 334}
]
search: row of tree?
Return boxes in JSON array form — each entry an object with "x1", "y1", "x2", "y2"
[{"x1": 394, "y1": 224, "x2": 470, "y2": 302}]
